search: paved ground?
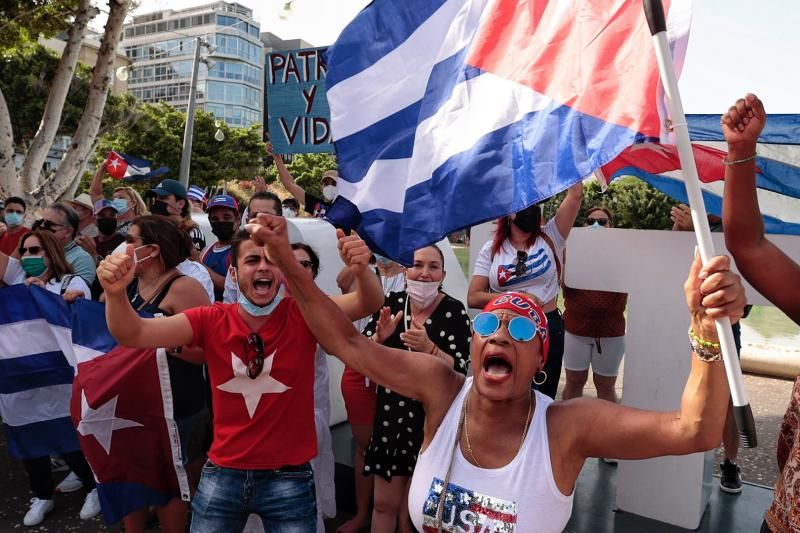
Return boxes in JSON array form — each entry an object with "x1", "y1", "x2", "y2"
[{"x1": 0, "y1": 370, "x2": 792, "y2": 532}]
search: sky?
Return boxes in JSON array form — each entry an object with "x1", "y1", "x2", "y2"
[{"x1": 100, "y1": 0, "x2": 800, "y2": 114}]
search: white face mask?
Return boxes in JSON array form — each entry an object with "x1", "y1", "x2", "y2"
[
  {"x1": 322, "y1": 185, "x2": 337, "y2": 202},
  {"x1": 405, "y1": 278, "x2": 440, "y2": 308},
  {"x1": 283, "y1": 208, "x2": 297, "y2": 218},
  {"x1": 111, "y1": 242, "x2": 153, "y2": 264}
]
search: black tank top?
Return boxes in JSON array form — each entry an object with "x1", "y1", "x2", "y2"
[{"x1": 128, "y1": 275, "x2": 206, "y2": 419}]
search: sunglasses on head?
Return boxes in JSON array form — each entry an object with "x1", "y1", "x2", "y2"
[
  {"x1": 586, "y1": 217, "x2": 609, "y2": 226},
  {"x1": 515, "y1": 250, "x2": 527, "y2": 277},
  {"x1": 246, "y1": 333, "x2": 265, "y2": 379},
  {"x1": 472, "y1": 312, "x2": 537, "y2": 342},
  {"x1": 38, "y1": 220, "x2": 64, "y2": 231},
  {"x1": 18, "y1": 245, "x2": 43, "y2": 255}
]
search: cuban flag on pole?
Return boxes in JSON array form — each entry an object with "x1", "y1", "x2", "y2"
[
  {"x1": 106, "y1": 151, "x2": 169, "y2": 181},
  {"x1": 71, "y1": 298, "x2": 189, "y2": 525},
  {"x1": 324, "y1": 0, "x2": 692, "y2": 263},
  {"x1": 596, "y1": 114, "x2": 800, "y2": 235},
  {"x1": 0, "y1": 285, "x2": 81, "y2": 459}
]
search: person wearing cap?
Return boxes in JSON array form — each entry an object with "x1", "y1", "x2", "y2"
[
  {"x1": 0, "y1": 196, "x2": 30, "y2": 256},
  {"x1": 246, "y1": 214, "x2": 747, "y2": 533},
  {"x1": 79, "y1": 200, "x2": 124, "y2": 263},
  {"x1": 202, "y1": 194, "x2": 240, "y2": 301},
  {"x1": 268, "y1": 142, "x2": 338, "y2": 218},
  {"x1": 64, "y1": 193, "x2": 99, "y2": 239},
  {"x1": 146, "y1": 179, "x2": 206, "y2": 255},
  {"x1": 188, "y1": 185, "x2": 208, "y2": 213}
]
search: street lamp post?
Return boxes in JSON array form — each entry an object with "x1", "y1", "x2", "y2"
[{"x1": 178, "y1": 37, "x2": 210, "y2": 188}]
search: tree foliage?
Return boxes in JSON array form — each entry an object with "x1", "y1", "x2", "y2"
[
  {"x1": 261, "y1": 152, "x2": 338, "y2": 197},
  {"x1": 90, "y1": 101, "x2": 267, "y2": 193},
  {"x1": 0, "y1": 0, "x2": 79, "y2": 51},
  {"x1": 541, "y1": 177, "x2": 678, "y2": 230}
]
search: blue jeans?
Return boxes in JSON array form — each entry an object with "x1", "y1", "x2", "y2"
[{"x1": 190, "y1": 461, "x2": 317, "y2": 533}]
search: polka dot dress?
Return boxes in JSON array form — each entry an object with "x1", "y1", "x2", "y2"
[{"x1": 362, "y1": 291, "x2": 470, "y2": 481}]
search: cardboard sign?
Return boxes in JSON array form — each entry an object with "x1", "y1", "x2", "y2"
[{"x1": 266, "y1": 47, "x2": 332, "y2": 154}]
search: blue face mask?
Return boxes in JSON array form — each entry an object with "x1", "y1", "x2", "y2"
[
  {"x1": 374, "y1": 254, "x2": 393, "y2": 266},
  {"x1": 237, "y1": 279, "x2": 284, "y2": 317},
  {"x1": 590, "y1": 221, "x2": 603, "y2": 229},
  {"x1": 111, "y1": 198, "x2": 129, "y2": 215},
  {"x1": 4, "y1": 212, "x2": 23, "y2": 227}
]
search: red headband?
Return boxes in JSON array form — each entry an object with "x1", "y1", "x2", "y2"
[{"x1": 483, "y1": 292, "x2": 550, "y2": 361}]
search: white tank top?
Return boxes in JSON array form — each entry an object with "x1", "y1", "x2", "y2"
[{"x1": 408, "y1": 378, "x2": 573, "y2": 532}]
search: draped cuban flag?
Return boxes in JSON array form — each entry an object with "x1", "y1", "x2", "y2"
[
  {"x1": 0, "y1": 285, "x2": 81, "y2": 459},
  {"x1": 596, "y1": 114, "x2": 800, "y2": 235},
  {"x1": 324, "y1": 0, "x2": 692, "y2": 263},
  {"x1": 70, "y1": 298, "x2": 189, "y2": 524},
  {"x1": 106, "y1": 151, "x2": 169, "y2": 181}
]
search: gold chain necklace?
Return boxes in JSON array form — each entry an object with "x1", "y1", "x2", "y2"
[{"x1": 463, "y1": 389, "x2": 533, "y2": 469}]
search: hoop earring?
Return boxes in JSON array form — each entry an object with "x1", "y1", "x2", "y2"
[{"x1": 533, "y1": 370, "x2": 547, "y2": 386}]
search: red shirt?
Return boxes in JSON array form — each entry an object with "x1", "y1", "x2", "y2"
[
  {"x1": 183, "y1": 298, "x2": 317, "y2": 469},
  {"x1": 0, "y1": 226, "x2": 29, "y2": 256}
]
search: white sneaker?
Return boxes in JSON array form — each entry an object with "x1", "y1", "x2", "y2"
[
  {"x1": 23, "y1": 498, "x2": 54, "y2": 526},
  {"x1": 79, "y1": 489, "x2": 101, "y2": 520},
  {"x1": 55, "y1": 471, "x2": 83, "y2": 493}
]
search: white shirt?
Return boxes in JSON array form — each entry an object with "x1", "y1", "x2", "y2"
[
  {"x1": 473, "y1": 218, "x2": 565, "y2": 304},
  {"x1": 176, "y1": 259, "x2": 215, "y2": 302},
  {"x1": 2, "y1": 258, "x2": 91, "y2": 299},
  {"x1": 408, "y1": 378, "x2": 573, "y2": 533}
]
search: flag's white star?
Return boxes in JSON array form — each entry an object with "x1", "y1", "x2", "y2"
[
  {"x1": 217, "y1": 351, "x2": 290, "y2": 418},
  {"x1": 109, "y1": 158, "x2": 120, "y2": 170},
  {"x1": 76, "y1": 390, "x2": 143, "y2": 454}
]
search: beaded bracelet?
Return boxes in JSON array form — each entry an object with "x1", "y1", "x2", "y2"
[
  {"x1": 688, "y1": 329, "x2": 722, "y2": 362},
  {"x1": 722, "y1": 153, "x2": 757, "y2": 166}
]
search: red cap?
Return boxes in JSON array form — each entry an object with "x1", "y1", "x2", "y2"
[{"x1": 483, "y1": 292, "x2": 549, "y2": 362}]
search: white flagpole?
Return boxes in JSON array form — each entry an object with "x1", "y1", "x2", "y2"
[{"x1": 643, "y1": 0, "x2": 757, "y2": 447}]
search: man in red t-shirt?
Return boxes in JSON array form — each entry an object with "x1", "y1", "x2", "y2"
[
  {"x1": 0, "y1": 196, "x2": 30, "y2": 257},
  {"x1": 97, "y1": 226, "x2": 382, "y2": 531}
]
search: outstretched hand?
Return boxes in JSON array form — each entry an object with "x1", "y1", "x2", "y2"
[
  {"x1": 336, "y1": 229, "x2": 372, "y2": 274},
  {"x1": 374, "y1": 306, "x2": 403, "y2": 344},
  {"x1": 684, "y1": 252, "x2": 746, "y2": 339},
  {"x1": 721, "y1": 93, "x2": 766, "y2": 149}
]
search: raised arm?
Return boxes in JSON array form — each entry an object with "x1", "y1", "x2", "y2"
[
  {"x1": 721, "y1": 94, "x2": 800, "y2": 323},
  {"x1": 246, "y1": 215, "x2": 462, "y2": 408},
  {"x1": 550, "y1": 253, "x2": 744, "y2": 482},
  {"x1": 329, "y1": 256, "x2": 384, "y2": 320},
  {"x1": 96, "y1": 253, "x2": 195, "y2": 351},
  {"x1": 554, "y1": 181, "x2": 584, "y2": 239},
  {"x1": 267, "y1": 142, "x2": 305, "y2": 203},
  {"x1": 89, "y1": 159, "x2": 109, "y2": 204}
]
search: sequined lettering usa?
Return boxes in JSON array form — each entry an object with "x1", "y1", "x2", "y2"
[{"x1": 421, "y1": 477, "x2": 517, "y2": 532}]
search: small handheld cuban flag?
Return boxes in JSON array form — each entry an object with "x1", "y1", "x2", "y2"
[{"x1": 106, "y1": 151, "x2": 169, "y2": 181}]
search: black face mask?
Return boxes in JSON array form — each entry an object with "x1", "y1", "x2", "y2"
[
  {"x1": 96, "y1": 218, "x2": 118, "y2": 236},
  {"x1": 150, "y1": 199, "x2": 170, "y2": 216},
  {"x1": 210, "y1": 221, "x2": 235, "y2": 242},
  {"x1": 512, "y1": 205, "x2": 541, "y2": 233}
]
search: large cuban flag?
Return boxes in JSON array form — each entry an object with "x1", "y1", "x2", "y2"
[
  {"x1": 71, "y1": 298, "x2": 189, "y2": 525},
  {"x1": 596, "y1": 114, "x2": 800, "y2": 235},
  {"x1": 106, "y1": 151, "x2": 169, "y2": 181},
  {"x1": 324, "y1": 0, "x2": 692, "y2": 263},
  {"x1": 0, "y1": 285, "x2": 81, "y2": 459}
]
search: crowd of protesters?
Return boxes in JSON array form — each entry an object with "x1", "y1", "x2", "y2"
[{"x1": 0, "y1": 94, "x2": 796, "y2": 533}]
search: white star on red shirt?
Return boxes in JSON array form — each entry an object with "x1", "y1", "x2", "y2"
[{"x1": 217, "y1": 351, "x2": 290, "y2": 418}]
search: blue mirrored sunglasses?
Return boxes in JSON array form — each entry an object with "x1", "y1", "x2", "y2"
[{"x1": 472, "y1": 312, "x2": 537, "y2": 342}]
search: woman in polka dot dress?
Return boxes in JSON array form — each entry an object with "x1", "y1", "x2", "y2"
[{"x1": 362, "y1": 245, "x2": 470, "y2": 532}]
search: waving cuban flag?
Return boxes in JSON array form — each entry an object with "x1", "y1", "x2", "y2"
[
  {"x1": 324, "y1": 0, "x2": 692, "y2": 263},
  {"x1": 106, "y1": 151, "x2": 169, "y2": 181},
  {"x1": 596, "y1": 114, "x2": 800, "y2": 235}
]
